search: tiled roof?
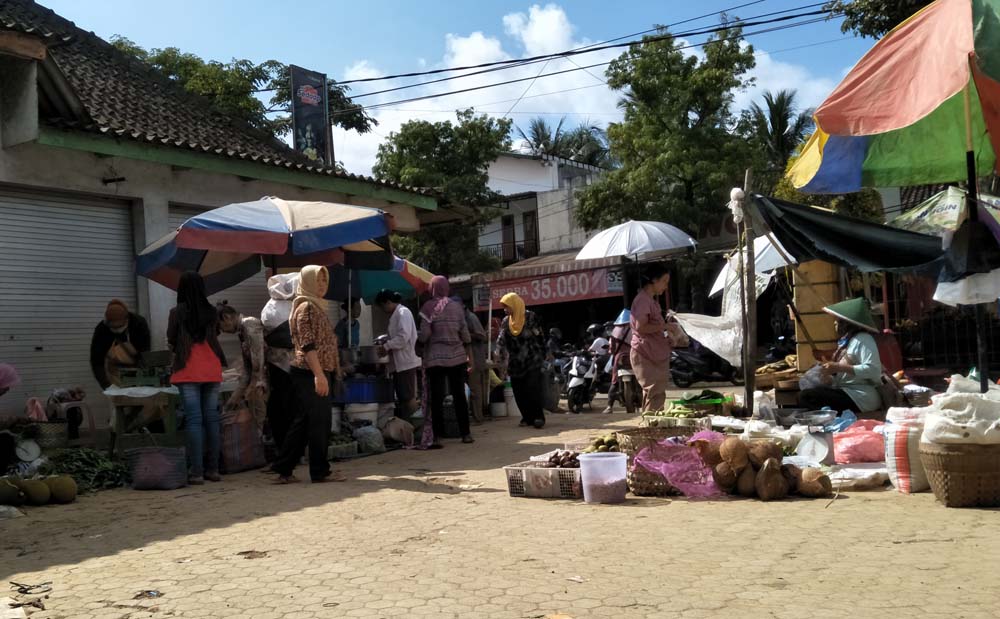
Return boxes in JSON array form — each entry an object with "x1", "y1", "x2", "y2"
[{"x1": 0, "y1": 0, "x2": 436, "y2": 199}]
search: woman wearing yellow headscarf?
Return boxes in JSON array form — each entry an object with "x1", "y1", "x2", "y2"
[
  {"x1": 273, "y1": 265, "x2": 344, "y2": 484},
  {"x1": 496, "y1": 293, "x2": 547, "y2": 428}
]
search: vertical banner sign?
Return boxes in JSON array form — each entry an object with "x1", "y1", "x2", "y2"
[{"x1": 290, "y1": 65, "x2": 332, "y2": 166}]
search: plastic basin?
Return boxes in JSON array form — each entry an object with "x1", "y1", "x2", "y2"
[{"x1": 578, "y1": 452, "x2": 628, "y2": 504}]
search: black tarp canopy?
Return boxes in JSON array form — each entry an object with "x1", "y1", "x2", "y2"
[{"x1": 751, "y1": 195, "x2": 945, "y2": 274}]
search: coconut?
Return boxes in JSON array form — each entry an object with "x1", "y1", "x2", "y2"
[
  {"x1": 0, "y1": 478, "x2": 24, "y2": 506},
  {"x1": 712, "y1": 462, "x2": 737, "y2": 492},
  {"x1": 45, "y1": 476, "x2": 78, "y2": 504},
  {"x1": 18, "y1": 479, "x2": 51, "y2": 506},
  {"x1": 719, "y1": 437, "x2": 749, "y2": 473},
  {"x1": 798, "y1": 467, "x2": 833, "y2": 498},
  {"x1": 736, "y1": 464, "x2": 756, "y2": 497},
  {"x1": 781, "y1": 464, "x2": 802, "y2": 494},
  {"x1": 691, "y1": 439, "x2": 723, "y2": 468},
  {"x1": 755, "y1": 458, "x2": 789, "y2": 501},
  {"x1": 748, "y1": 441, "x2": 784, "y2": 469}
]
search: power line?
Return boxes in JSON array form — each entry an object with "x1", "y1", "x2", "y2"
[
  {"x1": 329, "y1": 14, "x2": 834, "y2": 119},
  {"x1": 350, "y1": 4, "x2": 833, "y2": 99}
]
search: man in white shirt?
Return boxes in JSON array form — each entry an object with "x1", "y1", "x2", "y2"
[{"x1": 375, "y1": 289, "x2": 421, "y2": 415}]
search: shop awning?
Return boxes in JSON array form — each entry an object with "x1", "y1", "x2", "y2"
[
  {"x1": 751, "y1": 195, "x2": 945, "y2": 274},
  {"x1": 472, "y1": 251, "x2": 624, "y2": 311}
]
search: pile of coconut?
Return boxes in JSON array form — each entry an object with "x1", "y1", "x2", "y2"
[{"x1": 694, "y1": 436, "x2": 833, "y2": 501}]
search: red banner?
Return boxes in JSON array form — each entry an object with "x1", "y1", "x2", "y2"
[{"x1": 474, "y1": 268, "x2": 622, "y2": 311}]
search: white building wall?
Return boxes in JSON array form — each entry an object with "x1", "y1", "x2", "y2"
[
  {"x1": 536, "y1": 187, "x2": 595, "y2": 254},
  {"x1": 486, "y1": 156, "x2": 558, "y2": 194},
  {"x1": 0, "y1": 140, "x2": 420, "y2": 342},
  {"x1": 479, "y1": 197, "x2": 536, "y2": 249}
]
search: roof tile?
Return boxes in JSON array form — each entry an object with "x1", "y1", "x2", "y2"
[{"x1": 0, "y1": 0, "x2": 436, "y2": 198}]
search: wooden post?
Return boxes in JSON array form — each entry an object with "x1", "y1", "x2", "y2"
[{"x1": 743, "y1": 170, "x2": 756, "y2": 408}]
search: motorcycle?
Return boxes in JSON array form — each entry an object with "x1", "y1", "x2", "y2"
[
  {"x1": 566, "y1": 351, "x2": 597, "y2": 413},
  {"x1": 670, "y1": 337, "x2": 743, "y2": 388},
  {"x1": 615, "y1": 366, "x2": 643, "y2": 415}
]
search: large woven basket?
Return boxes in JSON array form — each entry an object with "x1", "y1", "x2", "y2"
[
  {"x1": 919, "y1": 442, "x2": 1000, "y2": 508},
  {"x1": 616, "y1": 427, "x2": 696, "y2": 496}
]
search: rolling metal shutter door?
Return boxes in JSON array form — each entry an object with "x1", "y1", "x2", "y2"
[
  {"x1": 0, "y1": 189, "x2": 136, "y2": 418},
  {"x1": 168, "y1": 206, "x2": 272, "y2": 364}
]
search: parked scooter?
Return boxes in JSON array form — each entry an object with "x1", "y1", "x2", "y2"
[
  {"x1": 670, "y1": 337, "x2": 743, "y2": 388},
  {"x1": 566, "y1": 349, "x2": 596, "y2": 413}
]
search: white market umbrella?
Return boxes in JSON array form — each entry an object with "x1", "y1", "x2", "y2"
[
  {"x1": 575, "y1": 220, "x2": 696, "y2": 260},
  {"x1": 709, "y1": 235, "x2": 795, "y2": 297}
]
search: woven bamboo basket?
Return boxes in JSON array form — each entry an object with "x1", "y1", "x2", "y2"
[
  {"x1": 919, "y1": 442, "x2": 1000, "y2": 508},
  {"x1": 616, "y1": 426, "x2": 696, "y2": 496}
]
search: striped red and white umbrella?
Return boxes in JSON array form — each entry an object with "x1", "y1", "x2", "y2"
[{"x1": 137, "y1": 197, "x2": 393, "y2": 294}]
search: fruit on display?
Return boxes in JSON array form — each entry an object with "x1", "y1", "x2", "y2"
[
  {"x1": 0, "y1": 477, "x2": 25, "y2": 506},
  {"x1": 719, "y1": 437, "x2": 749, "y2": 474},
  {"x1": 546, "y1": 451, "x2": 581, "y2": 469},
  {"x1": 582, "y1": 435, "x2": 620, "y2": 453},
  {"x1": 748, "y1": 441, "x2": 784, "y2": 469},
  {"x1": 797, "y1": 467, "x2": 834, "y2": 498},
  {"x1": 755, "y1": 458, "x2": 789, "y2": 502},
  {"x1": 693, "y1": 438, "x2": 834, "y2": 502},
  {"x1": 712, "y1": 462, "x2": 737, "y2": 491},
  {"x1": 45, "y1": 475, "x2": 78, "y2": 504},
  {"x1": 329, "y1": 433, "x2": 355, "y2": 446},
  {"x1": 17, "y1": 479, "x2": 51, "y2": 506}
]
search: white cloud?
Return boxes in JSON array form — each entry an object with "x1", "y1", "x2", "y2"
[
  {"x1": 735, "y1": 49, "x2": 837, "y2": 113},
  {"x1": 331, "y1": 5, "x2": 842, "y2": 176}
]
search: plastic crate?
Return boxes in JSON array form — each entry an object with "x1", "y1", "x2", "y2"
[
  {"x1": 503, "y1": 461, "x2": 582, "y2": 499},
  {"x1": 328, "y1": 441, "x2": 359, "y2": 459}
]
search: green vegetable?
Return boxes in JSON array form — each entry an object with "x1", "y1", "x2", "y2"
[{"x1": 38, "y1": 448, "x2": 130, "y2": 494}]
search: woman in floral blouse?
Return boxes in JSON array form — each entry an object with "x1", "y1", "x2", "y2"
[
  {"x1": 496, "y1": 292, "x2": 547, "y2": 429},
  {"x1": 272, "y1": 265, "x2": 344, "y2": 484}
]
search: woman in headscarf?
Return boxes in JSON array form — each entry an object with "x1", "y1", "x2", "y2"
[
  {"x1": 260, "y1": 273, "x2": 298, "y2": 448},
  {"x1": 168, "y1": 272, "x2": 227, "y2": 485},
  {"x1": 496, "y1": 293, "x2": 547, "y2": 429},
  {"x1": 418, "y1": 276, "x2": 473, "y2": 446},
  {"x1": 272, "y1": 265, "x2": 344, "y2": 484},
  {"x1": 630, "y1": 264, "x2": 672, "y2": 413}
]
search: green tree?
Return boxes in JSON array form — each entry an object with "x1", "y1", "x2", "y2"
[
  {"x1": 575, "y1": 23, "x2": 757, "y2": 234},
  {"x1": 739, "y1": 90, "x2": 813, "y2": 171},
  {"x1": 110, "y1": 37, "x2": 375, "y2": 141},
  {"x1": 516, "y1": 117, "x2": 612, "y2": 167},
  {"x1": 824, "y1": 0, "x2": 933, "y2": 39},
  {"x1": 373, "y1": 109, "x2": 512, "y2": 276}
]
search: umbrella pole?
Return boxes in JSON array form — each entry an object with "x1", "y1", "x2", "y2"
[
  {"x1": 348, "y1": 270, "x2": 352, "y2": 349},
  {"x1": 964, "y1": 78, "x2": 989, "y2": 393}
]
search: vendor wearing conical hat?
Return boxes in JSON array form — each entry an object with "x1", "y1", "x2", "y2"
[{"x1": 799, "y1": 298, "x2": 884, "y2": 414}]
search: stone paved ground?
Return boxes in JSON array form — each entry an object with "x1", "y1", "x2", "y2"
[{"x1": 3, "y1": 407, "x2": 1000, "y2": 619}]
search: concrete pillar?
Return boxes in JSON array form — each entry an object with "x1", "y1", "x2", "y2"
[{"x1": 137, "y1": 194, "x2": 173, "y2": 348}]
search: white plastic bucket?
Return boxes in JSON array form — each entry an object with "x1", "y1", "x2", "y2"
[
  {"x1": 578, "y1": 452, "x2": 628, "y2": 504},
  {"x1": 490, "y1": 402, "x2": 508, "y2": 418}
]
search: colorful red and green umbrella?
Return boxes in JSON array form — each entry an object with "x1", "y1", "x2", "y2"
[{"x1": 789, "y1": 0, "x2": 1000, "y2": 193}]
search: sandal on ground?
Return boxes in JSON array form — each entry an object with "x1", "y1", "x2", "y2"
[
  {"x1": 518, "y1": 421, "x2": 529, "y2": 427},
  {"x1": 205, "y1": 472, "x2": 222, "y2": 482},
  {"x1": 462, "y1": 435, "x2": 475, "y2": 444},
  {"x1": 273, "y1": 475, "x2": 300, "y2": 485},
  {"x1": 188, "y1": 476, "x2": 205, "y2": 485},
  {"x1": 533, "y1": 419, "x2": 546, "y2": 429},
  {"x1": 427, "y1": 442, "x2": 444, "y2": 450}
]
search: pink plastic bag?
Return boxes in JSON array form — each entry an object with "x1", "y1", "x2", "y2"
[
  {"x1": 634, "y1": 440, "x2": 724, "y2": 498},
  {"x1": 833, "y1": 421, "x2": 885, "y2": 464}
]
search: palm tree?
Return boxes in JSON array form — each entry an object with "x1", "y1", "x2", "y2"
[
  {"x1": 745, "y1": 90, "x2": 814, "y2": 169},
  {"x1": 516, "y1": 117, "x2": 612, "y2": 168},
  {"x1": 516, "y1": 117, "x2": 569, "y2": 157}
]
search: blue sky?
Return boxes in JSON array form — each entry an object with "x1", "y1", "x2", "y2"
[{"x1": 41, "y1": 0, "x2": 873, "y2": 174}]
